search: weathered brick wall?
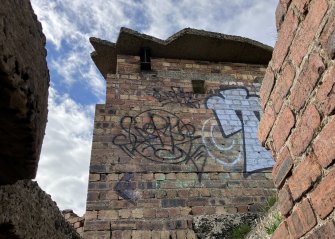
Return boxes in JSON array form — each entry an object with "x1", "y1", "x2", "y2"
[
  {"x1": 85, "y1": 55, "x2": 276, "y2": 238},
  {"x1": 63, "y1": 210, "x2": 85, "y2": 237},
  {"x1": 0, "y1": 0, "x2": 49, "y2": 184},
  {"x1": 0, "y1": 180, "x2": 82, "y2": 239},
  {"x1": 259, "y1": 0, "x2": 335, "y2": 238}
]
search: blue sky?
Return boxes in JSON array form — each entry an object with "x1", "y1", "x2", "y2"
[{"x1": 31, "y1": 0, "x2": 278, "y2": 216}]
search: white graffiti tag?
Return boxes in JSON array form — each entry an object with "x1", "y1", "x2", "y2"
[{"x1": 203, "y1": 88, "x2": 274, "y2": 173}]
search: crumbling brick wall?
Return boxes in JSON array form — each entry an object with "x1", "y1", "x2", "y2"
[
  {"x1": 85, "y1": 55, "x2": 276, "y2": 238},
  {"x1": 259, "y1": 0, "x2": 335, "y2": 238},
  {"x1": 0, "y1": 0, "x2": 49, "y2": 184},
  {"x1": 0, "y1": 180, "x2": 82, "y2": 239},
  {"x1": 63, "y1": 210, "x2": 85, "y2": 237}
]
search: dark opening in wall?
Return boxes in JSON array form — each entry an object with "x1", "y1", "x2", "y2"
[
  {"x1": 0, "y1": 223, "x2": 20, "y2": 239},
  {"x1": 140, "y1": 47, "x2": 151, "y2": 71},
  {"x1": 192, "y1": 80, "x2": 205, "y2": 94}
]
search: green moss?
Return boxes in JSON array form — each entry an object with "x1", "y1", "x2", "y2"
[{"x1": 230, "y1": 224, "x2": 252, "y2": 239}]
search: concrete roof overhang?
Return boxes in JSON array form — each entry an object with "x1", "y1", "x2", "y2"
[{"x1": 90, "y1": 27, "x2": 273, "y2": 79}]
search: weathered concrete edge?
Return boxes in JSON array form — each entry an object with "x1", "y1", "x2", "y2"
[{"x1": 90, "y1": 27, "x2": 273, "y2": 78}]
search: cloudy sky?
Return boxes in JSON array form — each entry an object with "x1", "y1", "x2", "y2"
[{"x1": 30, "y1": 0, "x2": 278, "y2": 216}]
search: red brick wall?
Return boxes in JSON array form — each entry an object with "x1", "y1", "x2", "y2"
[
  {"x1": 84, "y1": 55, "x2": 276, "y2": 238},
  {"x1": 259, "y1": 0, "x2": 335, "y2": 238}
]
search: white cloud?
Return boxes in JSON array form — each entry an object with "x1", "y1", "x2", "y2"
[
  {"x1": 36, "y1": 87, "x2": 94, "y2": 215},
  {"x1": 141, "y1": 0, "x2": 277, "y2": 46}
]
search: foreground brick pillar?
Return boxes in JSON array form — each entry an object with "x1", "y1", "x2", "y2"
[
  {"x1": 259, "y1": 0, "x2": 335, "y2": 238},
  {"x1": 0, "y1": 0, "x2": 49, "y2": 184}
]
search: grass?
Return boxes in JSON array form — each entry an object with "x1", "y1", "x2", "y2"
[
  {"x1": 263, "y1": 196, "x2": 278, "y2": 212},
  {"x1": 265, "y1": 212, "x2": 282, "y2": 235},
  {"x1": 231, "y1": 224, "x2": 252, "y2": 239}
]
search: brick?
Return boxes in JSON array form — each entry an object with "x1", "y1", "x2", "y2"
[
  {"x1": 310, "y1": 169, "x2": 335, "y2": 219},
  {"x1": 87, "y1": 191, "x2": 99, "y2": 201},
  {"x1": 292, "y1": 0, "x2": 310, "y2": 14},
  {"x1": 320, "y1": 9, "x2": 335, "y2": 59},
  {"x1": 313, "y1": 117, "x2": 335, "y2": 168},
  {"x1": 99, "y1": 210, "x2": 119, "y2": 220},
  {"x1": 270, "y1": 62, "x2": 295, "y2": 113},
  {"x1": 175, "y1": 220, "x2": 188, "y2": 229},
  {"x1": 85, "y1": 211, "x2": 98, "y2": 221},
  {"x1": 290, "y1": 0, "x2": 328, "y2": 66},
  {"x1": 305, "y1": 220, "x2": 335, "y2": 239},
  {"x1": 288, "y1": 154, "x2": 321, "y2": 200},
  {"x1": 290, "y1": 104, "x2": 321, "y2": 157},
  {"x1": 143, "y1": 208, "x2": 156, "y2": 218},
  {"x1": 142, "y1": 230, "x2": 151, "y2": 239},
  {"x1": 290, "y1": 53, "x2": 325, "y2": 111},
  {"x1": 168, "y1": 208, "x2": 180, "y2": 217},
  {"x1": 286, "y1": 198, "x2": 317, "y2": 238},
  {"x1": 89, "y1": 173, "x2": 100, "y2": 182},
  {"x1": 272, "y1": 9, "x2": 299, "y2": 71},
  {"x1": 275, "y1": 0, "x2": 291, "y2": 30},
  {"x1": 161, "y1": 199, "x2": 186, "y2": 208},
  {"x1": 272, "y1": 221, "x2": 290, "y2": 239},
  {"x1": 118, "y1": 209, "x2": 131, "y2": 219},
  {"x1": 278, "y1": 184, "x2": 293, "y2": 215},
  {"x1": 186, "y1": 198, "x2": 208, "y2": 207},
  {"x1": 156, "y1": 209, "x2": 169, "y2": 218},
  {"x1": 258, "y1": 105, "x2": 275, "y2": 145},
  {"x1": 272, "y1": 107, "x2": 295, "y2": 151},
  {"x1": 111, "y1": 230, "x2": 122, "y2": 239},
  {"x1": 151, "y1": 231, "x2": 161, "y2": 239},
  {"x1": 199, "y1": 188, "x2": 211, "y2": 197},
  {"x1": 132, "y1": 208, "x2": 143, "y2": 218},
  {"x1": 155, "y1": 173, "x2": 166, "y2": 180},
  {"x1": 166, "y1": 173, "x2": 176, "y2": 180},
  {"x1": 84, "y1": 231, "x2": 110, "y2": 239},
  {"x1": 272, "y1": 147, "x2": 294, "y2": 187},
  {"x1": 180, "y1": 207, "x2": 191, "y2": 216},
  {"x1": 186, "y1": 230, "x2": 197, "y2": 239},
  {"x1": 132, "y1": 230, "x2": 142, "y2": 239},
  {"x1": 177, "y1": 189, "x2": 189, "y2": 198},
  {"x1": 176, "y1": 230, "x2": 187, "y2": 239},
  {"x1": 161, "y1": 231, "x2": 170, "y2": 239},
  {"x1": 122, "y1": 230, "x2": 132, "y2": 239},
  {"x1": 316, "y1": 66, "x2": 335, "y2": 116},
  {"x1": 260, "y1": 68, "x2": 275, "y2": 109},
  {"x1": 191, "y1": 206, "x2": 205, "y2": 215},
  {"x1": 84, "y1": 221, "x2": 110, "y2": 231},
  {"x1": 138, "y1": 221, "x2": 164, "y2": 231},
  {"x1": 111, "y1": 221, "x2": 136, "y2": 230}
]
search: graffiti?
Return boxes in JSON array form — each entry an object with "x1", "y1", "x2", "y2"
[
  {"x1": 203, "y1": 87, "x2": 274, "y2": 174},
  {"x1": 153, "y1": 87, "x2": 201, "y2": 108},
  {"x1": 113, "y1": 109, "x2": 207, "y2": 179},
  {"x1": 114, "y1": 172, "x2": 140, "y2": 204}
]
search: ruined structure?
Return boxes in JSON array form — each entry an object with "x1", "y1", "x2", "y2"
[
  {"x1": 85, "y1": 27, "x2": 276, "y2": 238},
  {"x1": 259, "y1": 0, "x2": 335, "y2": 238},
  {"x1": 0, "y1": 1, "x2": 81, "y2": 238},
  {"x1": 0, "y1": 0, "x2": 49, "y2": 185}
]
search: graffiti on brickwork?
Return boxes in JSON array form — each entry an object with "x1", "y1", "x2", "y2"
[
  {"x1": 203, "y1": 87, "x2": 274, "y2": 174},
  {"x1": 112, "y1": 109, "x2": 207, "y2": 180},
  {"x1": 153, "y1": 87, "x2": 201, "y2": 108},
  {"x1": 114, "y1": 172, "x2": 141, "y2": 204}
]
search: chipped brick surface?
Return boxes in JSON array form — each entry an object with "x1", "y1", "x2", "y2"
[{"x1": 310, "y1": 169, "x2": 335, "y2": 219}]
